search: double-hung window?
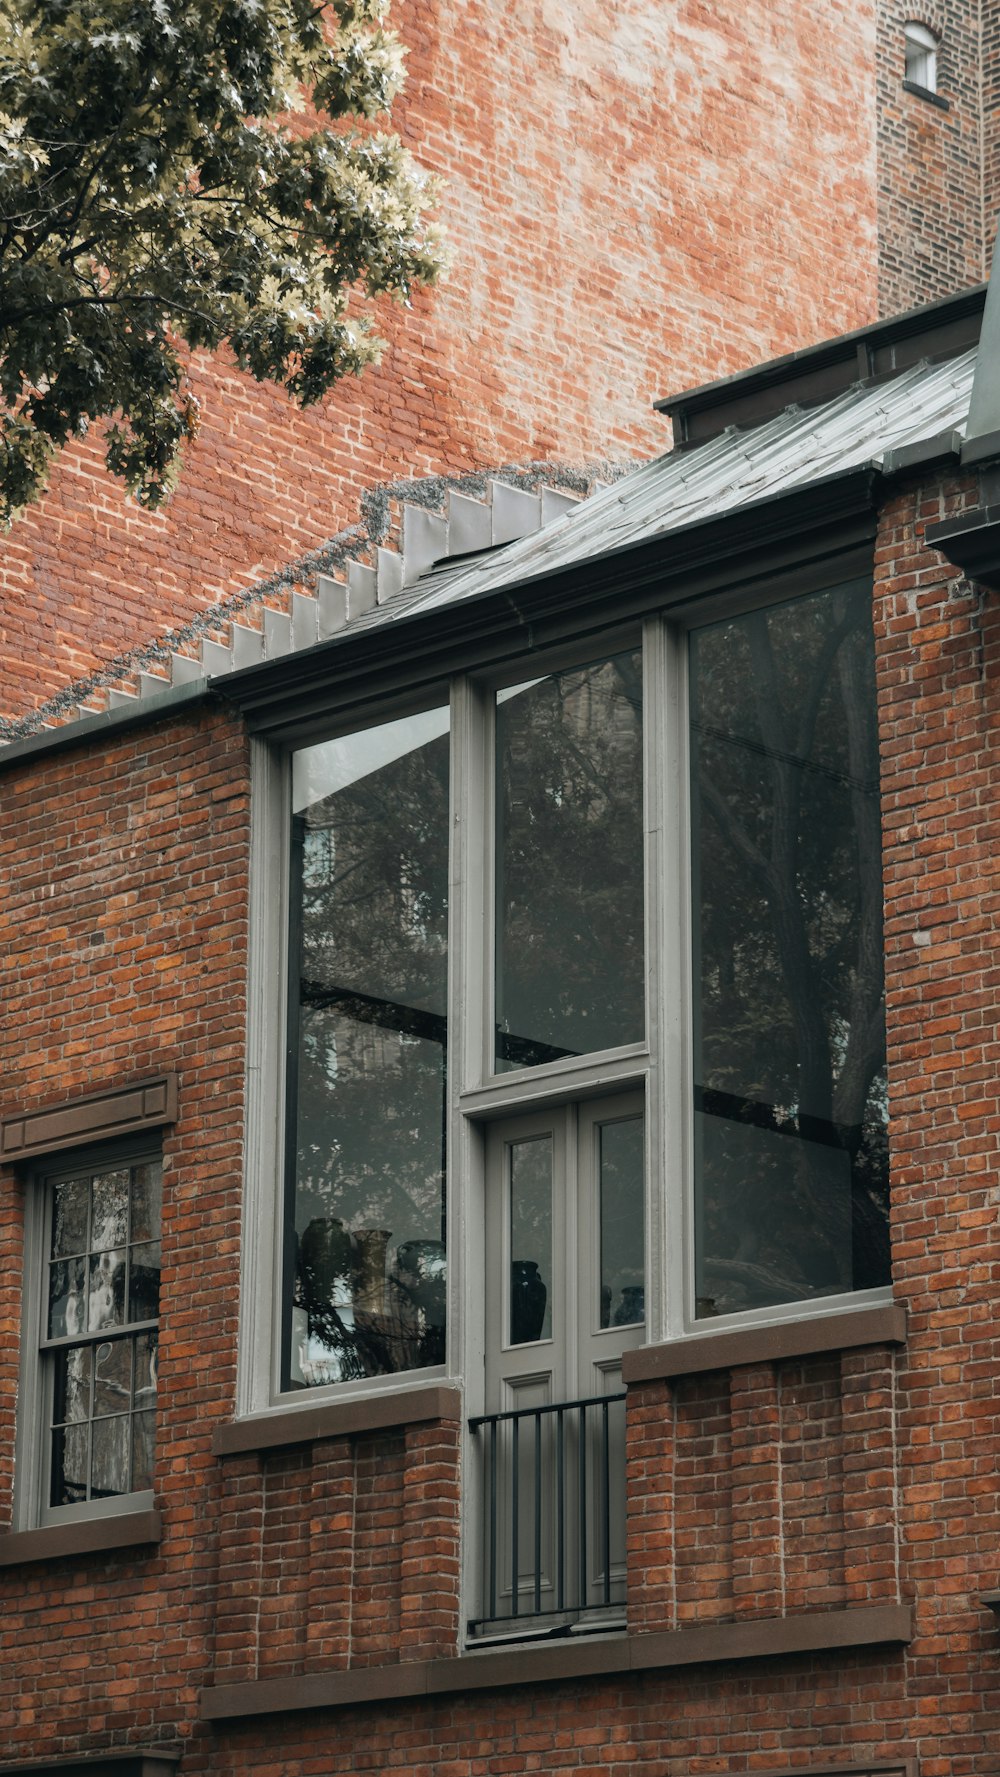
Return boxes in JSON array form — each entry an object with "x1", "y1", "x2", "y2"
[
  {"x1": 18, "y1": 1144, "x2": 161, "y2": 1526},
  {"x1": 245, "y1": 570, "x2": 890, "y2": 1634}
]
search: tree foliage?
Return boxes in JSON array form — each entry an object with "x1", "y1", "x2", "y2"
[{"x1": 0, "y1": 0, "x2": 443, "y2": 521}]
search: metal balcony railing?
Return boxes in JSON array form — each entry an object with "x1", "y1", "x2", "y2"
[{"x1": 468, "y1": 1392, "x2": 627, "y2": 1639}]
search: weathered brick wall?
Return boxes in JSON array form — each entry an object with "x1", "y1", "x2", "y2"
[
  {"x1": 0, "y1": 0, "x2": 880, "y2": 722},
  {"x1": 877, "y1": 1, "x2": 987, "y2": 312}
]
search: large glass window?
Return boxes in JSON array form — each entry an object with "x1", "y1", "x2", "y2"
[
  {"x1": 494, "y1": 650, "x2": 644, "y2": 1070},
  {"x1": 269, "y1": 581, "x2": 890, "y2": 1408},
  {"x1": 690, "y1": 581, "x2": 889, "y2": 1318},
  {"x1": 284, "y1": 706, "x2": 450, "y2": 1388}
]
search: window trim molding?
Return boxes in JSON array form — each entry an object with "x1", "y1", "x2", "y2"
[
  {"x1": 238, "y1": 738, "x2": 290, "y2": 1417},
  {"x1": 0, "y1": 1076, "x2": 177, "y2": 1165}
]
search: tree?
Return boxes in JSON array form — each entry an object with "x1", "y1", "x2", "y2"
[{"x1": 0, "y1": 0, "x2": 443, "y2": 522}]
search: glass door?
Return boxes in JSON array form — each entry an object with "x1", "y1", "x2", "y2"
[{"x1": 474, "y1": 1093, "x2": 644, "y2": 1637}]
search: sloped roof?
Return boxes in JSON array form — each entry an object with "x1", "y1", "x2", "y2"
[{"x1": 362, "y1": 346, "x2": 975, "y2": 630}]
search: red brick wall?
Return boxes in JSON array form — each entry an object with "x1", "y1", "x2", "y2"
[
  {"x1": 0, "y1": 705, "x2": 249, "y2": 1762},
  {"x1": 0, "y1": 0, "x2": 881, "y2": 721}
]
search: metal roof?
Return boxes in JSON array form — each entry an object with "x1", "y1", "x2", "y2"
[{"x1": 377, "y1": 346, "x2": 975, "y2": 626}]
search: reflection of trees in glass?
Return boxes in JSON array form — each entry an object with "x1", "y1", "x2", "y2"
[
  {"x1": 691, "y1": 582, "x2": 889, "y2": 1316},
  {"x1": 287, "y1": 720, "x2": 450, "y2": 1386},
  {"x1": 47, "y1": 1163, "x2": 160, "y2": 1506},
  {"x1": 496, "y1": 652, "x2": 644, "y2": 1070}
]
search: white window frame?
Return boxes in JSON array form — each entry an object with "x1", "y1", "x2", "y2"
[
  {"x1": 14, "y1": 1138, "x2": 160, "y2": 1532},
  {"x1": 236, "y1": 597, "x2": 892, "y2": 1428},
  {"x1": 904, "y1": 20, "x2": 938, "y2": 92}
]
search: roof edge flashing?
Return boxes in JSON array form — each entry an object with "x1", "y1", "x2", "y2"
[
  {"x1": 658, "y1": 284, "x2": 985, "y2": 450},
  {"x1": 0, "y1": 677, "x2": 212, "y2": 775}
]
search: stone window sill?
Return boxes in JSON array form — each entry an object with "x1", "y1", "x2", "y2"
[
  {"x1": 622, "y1": 1301, "x2": 906, "y2": 1385},
  {"x1": 200, "y1": 1602, "x2": 911, "y2": 1720},
  {"x1": 0, "y1": 1508, "x2": 161, "y2": 1567},
  {"x1": 902, "y1": 78, "x2": 950, "y2": 110},
  {"x1": 212, "y1": 1382, "x2": 463, "y2": 1457},
  {"x1": 0, "y1": 1755, "x2": 179, "y2": 1776}
]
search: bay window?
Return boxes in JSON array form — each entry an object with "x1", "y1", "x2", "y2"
[{"x1": 247, "y1": 571, "x2": 889, "y2": 1628}]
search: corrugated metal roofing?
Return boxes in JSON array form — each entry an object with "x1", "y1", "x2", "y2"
[{"x1": 343, "y1": 347, "x2": 976, "y2": 636}]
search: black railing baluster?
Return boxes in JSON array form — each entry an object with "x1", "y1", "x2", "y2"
[
  {"x1": 467, "y1": 1391, "x2": 625, "y2": 1637},
  {"x1": 601, "y1": 1397, "x2": 611, "y2": 1606},
  {"x1": 578, "y1": 1400, "x2": 587, "y2": 1610},
  {"x1": 488, "y1": 1416, "x2": 497, "y2": 1625},
  {"x1": 556, "y1": 1405, "x2": 565, "y2": 1613},
  {"x1": 511, "y1": 1412, "x2": 520, "y2": 1620},
  {"x1": 533, "y1": 1410, "x2": 542, "y2": 1615}
]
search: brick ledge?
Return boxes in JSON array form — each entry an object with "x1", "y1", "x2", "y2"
[{"x1": 200, "y1": 1603, "x2": 912, "y2": 1720}]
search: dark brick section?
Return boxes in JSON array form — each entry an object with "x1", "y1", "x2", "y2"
[{"x1": 877, "y1": 1, "x2": 989, "y2": 311}]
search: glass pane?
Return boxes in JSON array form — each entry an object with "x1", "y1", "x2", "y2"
[
  {"x1": 689, "y1": 581, "x2": 889, "y2": 1319},
  {"x1": 129, "y1": 1164, "x2": 161, "y2": 1243},
  {"x1": 286, "y1": 707, "x2": 450, "y2": 1388},
  {"x1": 53, "y1": 1345, "x2": 92, "y2": 1425},
  {"x1": 91, "y1": 1171, "x2": 128, "y2": 1249},
  {"x1": 48, "y1": 1255, "x2": 86, "y2": 1339},
  {"x1": 128, "y1": 1242, "x2": 161, "y2": 1322},
  {"x1": 131, "y1": 1410, "x2": 156, "y2": 1492},
  {"x1": 88, "y1": 1249, "x2": 125, "y2": 1331},
  {"x1": 599, "y1": 1116, "x2": 645, "y2": 1327},
  {"x1": 94, "y1": 1338, "x2": 132, "y2": 1416},
  {"x1": 51, "y1": 1423, "x2": 88, "y2": 1506},
  {"x1": 508, "y1": 1136, "x2": 552, "y2": 1344},
  {"x1": 91, "y1": 1415, "x2": 129, "y2": 1497},
  {"x1": 495, "y1": 651, "x2": 643, "y2": 1070},
  {"x1": 135, "y1": 1331, "x2": 158, "y2": 1402},
  {"x1": 51, "y1": 1178, "x2": 89, "y2": 1258}
]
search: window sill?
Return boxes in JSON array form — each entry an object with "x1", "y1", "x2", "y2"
[
  {"x1": 0, "y1": 1753, "x2": 179, "y2": 1776},
  {"x1": 902, "y1": 78, "x2": 950, "y2": 110},
  {"x1": 212, "y1": 1382, "x2": 463, "y2": 1457},
  {"x1": 621, "y1": 1300, "x2": 906, "y2": 1384},
  {"x1": 0, "y1": 1507, "x2": 161, "y2": 1567},
  {"x1": 200, "y1": 1602, "x2": 911, "y2": 1720}
]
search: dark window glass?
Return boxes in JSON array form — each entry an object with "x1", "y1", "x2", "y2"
[
  {"x1": 46, "y1": 1159, "x2": 161, "y2": 1508},
  {"x1": 599, "y1": 1114, "x2": 645, "y2": 1328},
  {"x1": 495, "y1": 650, "x2": 644, "y2": 1071},
  {"x1": 508, "y1": 1136, "x2": 553, "y2": 1345},
  {"x1": 690, "y1": 581, "x2": 889, "y2": 1318},
  {"x1": 285, "y1": 707, "x2": 450, "y2": 1389}
]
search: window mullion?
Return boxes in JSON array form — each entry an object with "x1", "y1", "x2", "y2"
[{"x1": 642, "y1": 615, "x2": 688, "y2": 1346}]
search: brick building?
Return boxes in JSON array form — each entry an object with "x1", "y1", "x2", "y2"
[
  {"x1": 2, "y1": 269, "x2": 1000, "y2": 1770},
  {"x1": 3, "y1": 5, "x2": 1000, "y2": 1777},
  {"x1": 1, "y1": 0, "x2": 998, "y2": 737}
]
